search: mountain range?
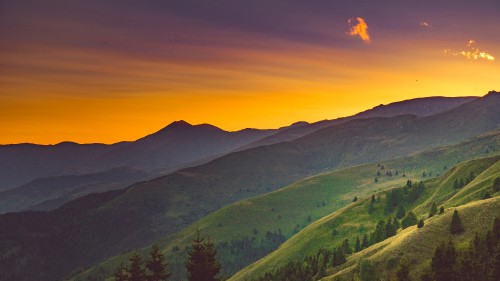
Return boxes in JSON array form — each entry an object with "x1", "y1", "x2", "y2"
[{"x1": 0, "y1": 92, "x2": 498, "y2": 281}]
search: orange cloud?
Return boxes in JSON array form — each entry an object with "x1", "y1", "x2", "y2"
[
  {"x1": 444, "y1": 40, "x2": 495, "y2": 61},
  {"x1": 348, "y1": 17, "x2": 371, "y2": 44}
]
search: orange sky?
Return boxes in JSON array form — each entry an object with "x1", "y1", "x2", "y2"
[{"x1": 1, "y1": 1, "x2": 499, "y2": 144}]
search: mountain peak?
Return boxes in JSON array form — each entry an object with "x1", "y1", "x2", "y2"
[{"x1": 166, "y1": 120, "x2": 192, "y2": 129}]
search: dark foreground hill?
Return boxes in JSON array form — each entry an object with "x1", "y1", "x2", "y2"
[{"x1": 0, "y1": 92, "x2": 497, "y2": 281}]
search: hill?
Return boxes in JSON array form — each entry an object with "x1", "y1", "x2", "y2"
[
  {"x1": 229, "y1": 154, "x2": 500, "y2": 281},
  {"x1": 0, "y1": 167, "x2": 150, "y2": 213},
  {"x1": 240, "y1": 96, "x2": 477, "y2": 150},
  {"x1": 1, "y1": 92, "x2": 498, "y2": 281},
  {"x1": 72, "y1": 129, "x2": 500, "y2": 281}
]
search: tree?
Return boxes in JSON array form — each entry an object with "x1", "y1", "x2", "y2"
[
  {"x1": 417, "y1": 219, "x2": 424, "y2": 228},
  {"x1": 114, "y1": 262, "x2": 129, "y2": 281},
  {"x1": 361, "y1": 234, "x2": 369, "y2": 249},
  {"x1": 429, "y1": 202, "x2": 437, "y2": 218},
  {"x1": 453, "y1": 179, "x2": 459, "y2": 189},
  {"x1": 342, "y1": 239, "x2": 352, "y2": 255},
  {"x1": 493, "y1": 177, "x2": 500, "y2": 193},
  {"x1": 439, "y1": 206, "x2": 444, "y2": 214},
  {"x1": 385, "y1": 217, "x2": 397, "y2": 237},
  {"x1": 146, "y1": 244, "x2": 171, "y2": 281},
  {"x1": 355, "y1": 237, "x2": 361, "y2": 252},
  {"x1": 186, "y1": 232, "x2": 221, "y2": 281},
  {"x1": 431, "y1": 241, "x2": 457, "y2": 281},
  {"x1": 374, "y1": 177, "x2": 378, "y2": 183},
  {"x1": 450, "y1": 210, "x2": 464, "y2": 234},
  {"x1": 401, "y1": 211, "x2": 418, "y2": 229},
  {"x1": 353, "y1": 196, "x2": 358, "y2": 202},
  {"x1": 129, "y1": 252, "x2": 146, "y2": 281},
  {"x1": 373, "y1": 220, "x2": 386, "y2": 243},
  {"x1": 396, "y1": 205, "x2": 406, "y2": 219}
]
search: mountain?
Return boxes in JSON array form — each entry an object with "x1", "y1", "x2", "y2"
[
  {"x1": 0, "y1": 121, "x2": 275, "y2": 191},
  {"x1": 0, "y1": 166, "x2": 150, "y2": 213},
  {"x1": 229, "y1": 154, "x2": 500, "y2": 281},
  {"x1": 239, "y1": 96, "x2": 477, "y2": 150},
  {"x1": 0, "y1": 92, "x2": 497, "y2": 281},
  {"x1": 72, "y1": 129, "x2": 500, "y2": 281}
]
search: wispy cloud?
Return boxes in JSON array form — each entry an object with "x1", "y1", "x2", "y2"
[
  {"x1": 347, "y1": 17, "x2": 371, "y2": 44},
  {"x1": 420, "y1": 21, "x2": 431, "y2": 28},
  {"x1": 444, "y1": 40, "x2": 495, "y2": 61}
]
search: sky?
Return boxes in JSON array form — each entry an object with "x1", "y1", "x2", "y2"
[{"x1": 1, "y1": 0, "x2": 499, "y2": 144}]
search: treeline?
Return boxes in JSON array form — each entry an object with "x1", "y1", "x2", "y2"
[
  {"x1": 251, "y1": 245, "x2": 349, "y2": 281},
  {"x1": 453, "y1": 171, "x2": 476, "y2": 189},
  {"x1": 216, "y1": 230, "x2": 286, "y2": 276},
  {"x1": 422, "y1": 217, "x2": 500, "y2": 281}
]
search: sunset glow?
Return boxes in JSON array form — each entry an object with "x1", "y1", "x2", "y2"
[{"x1": 1, "y1": 0, "x2": 499, "y2": 144}]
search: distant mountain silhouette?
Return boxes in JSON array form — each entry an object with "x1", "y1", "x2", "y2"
[
  {"x1": 0, "y1": 121, "x2": 276, "y2": 192},
  {"x1": 1, "y1": 92, "x2": 497, "y2": 281},
  {"x1": 239, "y1": 96, "x2": 477, "y2": 150}
]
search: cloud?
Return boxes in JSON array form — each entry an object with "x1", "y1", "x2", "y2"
[
  {"x1": 444, "y1": 40, "x2": 495, "y2": 61},
  {"x1": 420, "y1": 21, "x2": 431, "y2": 28},
  {"x1": 347, "y1": 17, "x2": 371, "y2": 44}
]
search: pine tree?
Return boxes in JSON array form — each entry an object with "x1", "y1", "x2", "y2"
[
  {"x1": 186, "y1": 232, "x2": 221, "y2": 281},
  {"x1": 429, "y1": 202, "x2": 437, "y2": 218},
  {"x1": 373, "y1": 220, "x2": 386, "y2": 243},
  {"x1": 355, "y1": 237, "x2": 361, "y2": 252},
  {"x1": 401, "y1": 211, "x2": 418, "y2": 229},
  {"x1": 114, "y1": 262, "x2": 129, "y2": 281},
  {"x1": 128, "y1": 252, "x2": 146, "y2": 281},
  {"x1": 439, "y1": 206, "x2": 444, "y2": 214},
  {"x1": 361, "y1": 234, "x2": 369, "y2": 249},
  {"x1": 342, "y1": 239, "x2": 352, "y2": 255},
  {"x1": 493, "y1": 177, "x2": 500, "y2": 193},
  {"x1": 450, "y1": 210, "x2": 464, "y2": 234},
  {"x1": 146, "y1": 244, "x2": 171, "y2": 281},
  {"x1": 385, "y1": 217, "x2": 396, "y2": 237},
  {"x1": 417, "y1": 219, "x2": 424, "y2": 228},
  {"x1": 396, "y1": 205, "x2": 406, "y2": 219}
]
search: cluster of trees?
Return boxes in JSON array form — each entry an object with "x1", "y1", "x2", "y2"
[
  {"x1": 216, "y1": 230, "x2": 286, "y2": 276},
  {"x1": 112, "y1": 233, "x2": 221, "y2": 281},
  {"x1": 453, "y1": 171, "x2": 476, "y2": 189},
  {"x1": 252, "y1": 245, "x2": 348, "y2": 281},
  {"x1": 422, "y1": 217, "x2": 499, "y2": 281},
  {"x1": 114, "y1": 244, "x2": 171, "y2": 281},
  {"x1": 355, "y1": 217, "x2": 399, "y2": 250}
]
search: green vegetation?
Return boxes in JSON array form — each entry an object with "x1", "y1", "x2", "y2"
[
  {"x1": 72, "y1": 132, "x2": 500, "y2": 281},
  {"x1": 229, "y1": 155, "x2": 500, "y2": 281}
]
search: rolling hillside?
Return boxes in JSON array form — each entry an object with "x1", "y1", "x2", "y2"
[
  {"x1": 0, "y1": 167, "x2": 150, "y2": 213},
  {"x1": 1, "y1": 92, "x2": 498, "y2": 281},
  {"x1": 72, "y1": 129, "x2": 500, "y2": 281},
  {"x1": 229, "y1": 155, "x2": 500, "y2": 281}
]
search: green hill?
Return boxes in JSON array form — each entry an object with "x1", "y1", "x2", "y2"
[
  {"x1": 72, "y1": 130, "x2": 500, "y2": 281},
  {"x1": 229, "y1": 154, "x2": 500, "y2": 281}
]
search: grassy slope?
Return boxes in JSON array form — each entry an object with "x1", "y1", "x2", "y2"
[
  {"x1": 230, "y1": 154, "x2": 500, "y2": 281},
  {"x1": 72, "y1": 130, "x2": 500, "y2": 281}
]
